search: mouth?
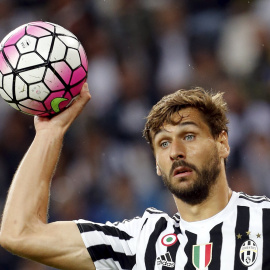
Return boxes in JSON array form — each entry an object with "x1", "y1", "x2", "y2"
[{"x1": 173, "y1": 166, "x2": 193, "y2": 178}]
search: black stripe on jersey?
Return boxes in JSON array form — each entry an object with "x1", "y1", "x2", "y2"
[
  {"x1": 145, "y1": 217, "x2": 168, "y2": 269},
  {"x1": 262, "y1": 208, "x2": 270, "y2": 268},
  {"x1": 89, "y1": 244, "x2": 136, "y2": 269},
  {"x1": 146, "y1": 208, "x2": 165, "y2": 214},
  {"x1": 234, "y1": 206, "x2": 250, "y2": 270},
  {"x1": 172, "y1": 213, "x2": 180, "y2": 223},
  {"x1": 209, "y1": 222, "x2": 223, "y2": 270},
  {"x1": 141, "y1": 218, "x2": 148, "y2": 230},
  {"x1": 184, "y1": 231, "x2": 197, "y2": 270},
  {"x1": 162, "y1": 225, "x2": 181, "y2": 270},
  {"x1": 77, "y1": 223, "x2": 133, "y2": 240}
]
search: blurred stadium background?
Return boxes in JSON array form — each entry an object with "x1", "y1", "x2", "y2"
[{"x1": 0, "y1": 0, "x2": 270, "y2": 269}]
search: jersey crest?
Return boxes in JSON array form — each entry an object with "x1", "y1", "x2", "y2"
[
  {"x1": 192, "y1": 243, "x2": 213, "y2": 269},
  {"x1": 239, "y1": 240, "x2": 258, "y2": 266}
]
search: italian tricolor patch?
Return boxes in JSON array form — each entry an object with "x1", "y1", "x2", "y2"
[{"x1": 192, "y1": 243, "x2": 212, "y2": 269}]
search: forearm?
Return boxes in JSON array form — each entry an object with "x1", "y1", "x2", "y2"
[
  {"x1": 0, "y1": 84, "x2": 92, "y2": 267},
  {"x1": 1, "y1": 129, "x2": 64, "y2": 242}
]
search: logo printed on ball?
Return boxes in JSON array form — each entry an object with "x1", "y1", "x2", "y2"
[
  {"x1": 51, "y1": 97, "x2": 68, "y2": 113},
  {"x1": 21, "y1": 38, "x2": 31, "y2": 48}
]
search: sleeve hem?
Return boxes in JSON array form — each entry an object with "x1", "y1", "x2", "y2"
[{"x1": 74, "y1": 221, "x2": 98, "y2": 262}]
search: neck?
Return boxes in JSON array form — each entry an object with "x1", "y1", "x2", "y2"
[{"x1": 174, "y1": 172, "x2": 232, "y2": 222}]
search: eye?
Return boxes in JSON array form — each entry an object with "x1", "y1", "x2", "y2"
[
  {"x1": 160, "y1": 141, "x2": 170, "y2": 148},
  {"x1": 184, "y1": 134, "x2": 195, "y2": 141}
]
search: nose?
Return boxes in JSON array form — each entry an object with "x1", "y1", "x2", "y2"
[{"x1": 170, "y1": 140, "x2": 186, "y2": 161}]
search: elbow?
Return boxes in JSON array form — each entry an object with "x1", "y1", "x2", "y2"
[
  {"x1": 0, "y1": 231, "x2": 16, "y2": 252},
  {"x1": 0, "y1": 231, "x2": 25, "y2": 255}
]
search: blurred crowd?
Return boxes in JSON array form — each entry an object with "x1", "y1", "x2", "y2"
[{"x1": 0, "y1": 0, "x2": 270, "y2": 269}]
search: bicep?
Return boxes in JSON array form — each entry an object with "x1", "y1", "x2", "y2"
[{"x1": 23, "y1": 221, "x2": 95, "y2": 270}]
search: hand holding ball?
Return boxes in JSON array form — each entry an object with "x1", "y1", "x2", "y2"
[{"x1": 0, "y1": 21, "x2": 88, "y2": 116}]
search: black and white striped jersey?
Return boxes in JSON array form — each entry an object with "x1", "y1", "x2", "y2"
[{"x1": 75, "y1": 192, "x2": 270, "y2": 269}]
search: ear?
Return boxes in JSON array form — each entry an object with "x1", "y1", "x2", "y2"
[
  {"x1": 217, "y1": 130, "x2": 230, "y2": 159},
  {"x1": 156, "y1": 162, "x2": 162, "y2": 176}
]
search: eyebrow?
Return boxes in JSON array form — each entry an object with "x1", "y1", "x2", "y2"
[{"x1": 153, "y1": 121, "x2": 200, "y2": 139}]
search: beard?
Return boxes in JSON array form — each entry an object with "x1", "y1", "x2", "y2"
[{"x1": 160, "y1": 147, "x2": 221, "y2": 205}]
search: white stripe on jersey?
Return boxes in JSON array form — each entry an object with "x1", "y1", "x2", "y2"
[
  {"x1": 244, "y1": 200, "x2": 263, "y2": 267},
  {"x1": 220, "y1": 207, "x2": 237, "y2": 270},
  {"x1": 176, "y1": 229, "x2": 188, "y2": 268}
]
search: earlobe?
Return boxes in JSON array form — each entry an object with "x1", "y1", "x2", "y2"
[{"x1": 156, "y1": 163, "x2": 162, "y2": 176}]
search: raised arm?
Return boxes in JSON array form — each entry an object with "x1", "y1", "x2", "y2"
[{"x1": 0, "y1": 83, "x2": 95, "y2": 270}]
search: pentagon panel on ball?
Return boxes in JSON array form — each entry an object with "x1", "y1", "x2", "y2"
[{"x1": 0, "y1": 21, "x2": 88, "y2": 116}]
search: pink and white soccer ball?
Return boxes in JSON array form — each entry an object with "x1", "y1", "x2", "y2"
[{"x1": 0, "y1": 21, "x2": 88, "y2": 116}]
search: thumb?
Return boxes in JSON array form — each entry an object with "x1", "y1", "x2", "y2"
[
  {"x1": 80, "y1": 82, "x2": 91, "y2": 102},
  {"x1": 74, "y1": 83, "x2": 91, "y2": 106},
  {"x1": 55, "y1": 82, "x2": 91, "y2": 129},
  {"x1": 67, "y1": 83, "x2": 91, "y2": 115}
]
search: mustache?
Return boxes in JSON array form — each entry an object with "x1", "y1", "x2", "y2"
[{"x1": 169, "y1": 160, "x2": 199, "y2": 177}]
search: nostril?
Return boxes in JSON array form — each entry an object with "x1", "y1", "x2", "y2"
[
  {"x1": 170, "y1": 154, "x2": 184, "y2": 161},
  {"x1": 175, "y1": 154, "x2": 184, "y2": 160}
]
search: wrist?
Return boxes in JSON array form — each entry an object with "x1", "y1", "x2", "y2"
[{"x1": 35, "y1": 127, "x2": 65, "y2": 142}]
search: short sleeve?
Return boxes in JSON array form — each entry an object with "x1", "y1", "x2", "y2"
[{"x1": 74, "y1": 216, "x2": 146, "y2": 269}]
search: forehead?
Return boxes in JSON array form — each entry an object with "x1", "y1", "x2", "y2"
[
  {"x1": 168, "y1": 107, "x2": 204, "y2": 124},
  {"x1": 152, "y1": 107, "x2": 209, "y2": 137}
]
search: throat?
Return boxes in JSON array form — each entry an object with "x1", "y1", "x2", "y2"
[{"x1": 175, "y1": 187, "x2": 232, "y2": 222}]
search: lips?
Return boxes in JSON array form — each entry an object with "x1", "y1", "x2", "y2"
[{"x1": 173, "y1": 166, "x2": 193, "y2": 177}]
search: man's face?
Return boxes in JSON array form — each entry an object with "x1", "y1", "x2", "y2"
[{"x1": 152, "y1": 108, "x2": 227, "y2": 205}]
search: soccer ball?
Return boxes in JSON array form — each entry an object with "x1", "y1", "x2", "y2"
[{"x1": 0, "y1": 21, "x2": 88, "y2": 116}]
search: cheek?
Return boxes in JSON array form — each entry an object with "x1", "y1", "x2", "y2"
[
  {"x1": 187, "y1": 141, "x2": 215, "y2": 160},
  {"x1": 187, "y1": 145, "x2": 202, "y2": 158}
]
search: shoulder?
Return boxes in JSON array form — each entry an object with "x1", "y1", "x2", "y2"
[
  {"x1": 112, "y1": 207, "x2": 176, "y2": 233},
  {"x1": 142, "y1": 207, "x2": 178, "y2": 222},
  {"x1": 143, "y1": 207, "x2": 170, "y2": 217},
  {"x1": 75, "y1": 207, "x2": 175, "y2": 236},
  {"x1": 236, "y1": 191, "x2": 270, "y2": 208},
  {"x1": 136, "y1": 207, "x2": 179, "y2": 233}
]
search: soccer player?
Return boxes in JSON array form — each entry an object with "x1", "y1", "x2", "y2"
[{"x1": 1, "y1": 82, "x2": 270, "y2": 269}]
